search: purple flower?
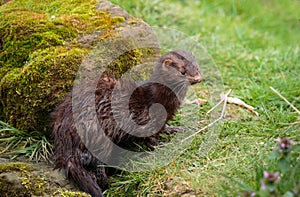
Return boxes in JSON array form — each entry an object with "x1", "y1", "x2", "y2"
[
  {"x1": 276, "y1": 137, "x2": 293, "y2": 153},
  {"x1": 239, "y1": 191, "x2": 256, "y2": 197},
  {"x1": 263, "y1": 171, "x2": 280, "y2": 183}
]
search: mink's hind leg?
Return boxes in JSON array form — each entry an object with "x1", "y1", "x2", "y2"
[{"x1": 66, "y1": 156, "x2": 106, "y2": 197}]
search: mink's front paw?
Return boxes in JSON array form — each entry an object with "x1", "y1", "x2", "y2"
[{"x1": 165, "y1": 125, "x2": 185, "y2": 133}]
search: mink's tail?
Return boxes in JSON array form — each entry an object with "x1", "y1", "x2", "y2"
[{"x1": 66, "y1": 157, "x2": 104, "y2": 197}]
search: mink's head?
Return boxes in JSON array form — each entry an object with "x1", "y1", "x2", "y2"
[{"x1": 154, "y1": 50, "x2": 202, "y2": 85}]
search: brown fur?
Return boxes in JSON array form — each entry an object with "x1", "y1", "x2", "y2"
[{"x1": 51, "y1": 50, "x2": 202, "y2": 197}]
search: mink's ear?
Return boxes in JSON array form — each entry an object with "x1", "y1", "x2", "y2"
[
  {"x1": 163, "y1": 59, "x2": 173, "y2": 66},
  {"x1": 162, "y1": 59, "x2": 175, "y2": 70}
]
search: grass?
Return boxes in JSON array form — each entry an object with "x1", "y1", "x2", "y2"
[
  {"x1": 0, "y1": 0, "x2": 299, "y2": 196},
  {"x1": 104, "y1": 0, "x2": 300, "y2": 196},
  {"x1": 0, "y1": 121, "x2": 53, "y2": 162}
]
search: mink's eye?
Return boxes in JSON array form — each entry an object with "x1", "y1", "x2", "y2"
[{"x1": 180, "y1": 71, "x2": 186, "y2": 76}]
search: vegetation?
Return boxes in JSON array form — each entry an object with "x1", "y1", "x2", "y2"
[{"x1": 0, "y1": 120, "x2": 53, "y2": 161}]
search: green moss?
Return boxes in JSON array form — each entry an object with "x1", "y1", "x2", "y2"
[
  {"x1": 112, "y1": 16, "x2": 125, "y2": 23},
  {"x1": 107, "y1": 48, "x2": 155, "y2": 78},
  {"x1": 20, "y1": 173, "x2": 47, "y2": 196},
  {"x1": 0, "y1": 162, "x2": 31, "y2": 173},
  {"x1": 0, "y1": 162, "x2": 47, "y2": 196},
  {"x1": 0, "y1": 11, "x2": 73, "y2": 73},
  {"x1": 0, "y1": 0, "x2": 120, "y2": 77},
  {"x1": 1, "y1": 46, "x2": 88, "y2": 132},
  {"x1": 55, "y1": 188, "x2": 91, "y2": 197},
  {"x1": 0, "y1": 0, "x2": 127, "y2": 132}
]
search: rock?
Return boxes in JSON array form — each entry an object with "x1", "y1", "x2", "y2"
[
  {"x1": 0, "y1": 0, "x2": 159, "y2": 134},
  {"x1": 0, "y1": 160, "x2": 91, "y2": 196}
]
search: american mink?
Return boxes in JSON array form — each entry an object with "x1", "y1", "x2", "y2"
[{"x1": 51, "y1": 50, "x2": 202, "y2": 197}]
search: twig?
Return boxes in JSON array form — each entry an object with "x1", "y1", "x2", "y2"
[
  {"x1": 182, "y1": 89, "x2": 232, "y2": 142},
  {"x1": 206, "y1": 89, "x2": 232, "y2": 115},
  {"x1": 270, "y1": 86, "x2": 300, "y2": 115},
  {"x1": 226, "y1": 97, "x2": 259, "y2": 116},
  {"x1": 185, "y1": 98, "x2": 208, "y2": 105},
  {"x1": 206, "y1": 98, "x2": 224, "y2": 115}
]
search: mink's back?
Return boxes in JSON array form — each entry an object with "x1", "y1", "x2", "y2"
[{"x1": 51, "y1": 76, "x2": 158, "y2": 171}]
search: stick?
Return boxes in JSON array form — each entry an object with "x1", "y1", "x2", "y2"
[
  {"x1": 185, "y1": 98, "x2": 208, "y2": 105},
  {"x1": 270, "y1": 86, "x2": 300, "y2": 115},
  {"x1": 206, "y1": 89, "x2": 232, "y2": 115},
  {"x1": 226, "y1": 97, "x2": 259, "y2": 116},
  {"x1": 182, "y1": 89, "x2": 232, "y2": 142},
  {"x1": 206, "y1": 98, "x2": 224, "y2": 115}
]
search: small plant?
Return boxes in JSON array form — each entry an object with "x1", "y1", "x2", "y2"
[
  {"x1": 258, "y1": 171, "x2": 281, "y2": 196},
  {"x1": 256, "y1": 137, "x2": 300, "y2": 197},
  {"x1": 224, "y1": 137, "x2": 300, "y2": 197},
  {"x1": 0, "y1": 121, "x2": 53, "y2": 161}
]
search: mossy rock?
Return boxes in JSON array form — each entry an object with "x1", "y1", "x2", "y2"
[
  {"x1": 0, "y1": 0, "x2": 159, "y2": 133},
  {"x1": 0, "y1": 159, "x2": 91, "y2": 196}
]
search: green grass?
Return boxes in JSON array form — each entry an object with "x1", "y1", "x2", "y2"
[
  {"x1": 105, "y1": 0, "x2": 300, "y2": 196},
  {"x1": 0, "y1": 121, "x2": 53, "y2": 162}
]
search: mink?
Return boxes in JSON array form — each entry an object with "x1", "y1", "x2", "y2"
[{"x1": 51, "y1": 50, "x2": 202, "y2": 197}]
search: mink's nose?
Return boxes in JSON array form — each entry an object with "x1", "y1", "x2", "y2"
[
  {"x1": 190, "y1": 74, "x2": 202, "y2": 85},
  {"x1": 194, "y1": 74, "x2": 202, "y2": 82}
]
